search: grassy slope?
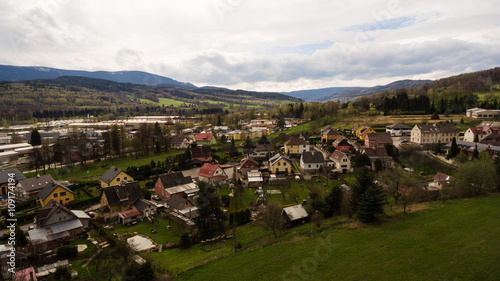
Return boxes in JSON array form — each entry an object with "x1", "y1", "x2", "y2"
[{"x1": 176, "y1": 195, "x2": 500, "y2": 281}]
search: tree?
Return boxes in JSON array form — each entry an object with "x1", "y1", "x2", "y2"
[
  {"x1": 454, "y1": 160, "x2": 496, "y2": 197},
  {"x1": 354, "y1": 153, "x2": 371, "y2": 168},
  {"x1": 433, "y1": 140, "x2": 442, "y2": 155},
  {"x1": 398, "y1": 185, "x2": 422, "y2": 214},
  {"x1": 356, "y1": 185, "x2": 385, "y2": 223},
  {"x1": 1, "y1": 118, "x2": 9, "y2": 128},
  {"x1": 311, "y1": 210, "x2": 324, "y2": 228},
  {"x1": 430, "y1": 111, "x2": 440, "y2": 120},
  {"x1": 179, "y1": 233, "x2": 192, "y2": 249},
  {"x1": 374, "y1": 159, "x2": 383, "y2": 171},
  {"x1": 455, "y1": 149, "x2": 469, "y2": 163},
  {"x1": 258, "y1": 135, "x2": 269, "y2": 144},
  {"x1": 53, "y1": 266, "x2": 72, "y2": 281},
  {"x1": 261, "y1": 201, "x2": 284, "y2": 238},
  {"x1": 110, "y1": 125, "x2": 121, "y2": 157},
  {"x1": 10, "y1": 132, "x2": 21, "y2": 144},
  {"x1": 323, "y1": 182, "x2": 343, "y2": 217},
  {"x1": 195, "y1": 182, "x2": 227, "y2": 240},
  {"x1": 449, "y1": 137, "x2": 459, "y2": 158},
  {"x1": 29, "y1": 129, "x2": 42, "y2": 146},
  {"x1": 472, "y1": 144, "x2": 479, "y2": 159},
  {"x1": 15, "y1": 225, "x2": 27, "y2": 247},
  {"x1": 350, "y1": 168, "x2": 377, "y2": 214}
]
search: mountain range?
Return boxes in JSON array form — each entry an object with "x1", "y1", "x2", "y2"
[{"x1": 0, "y1": 64, "x2": 196, "y2": 89}]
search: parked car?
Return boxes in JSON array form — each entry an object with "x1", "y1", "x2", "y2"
[{"x1": 152, "y1": 195, "x2": 161, "y2": 201}]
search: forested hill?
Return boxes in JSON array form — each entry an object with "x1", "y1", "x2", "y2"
[
  {"x1": 362, "y1": 67, "x2": 500, "y2": 115},
  {"x1": 0, "y1": 76, "x2": 301, "y2": 121}
]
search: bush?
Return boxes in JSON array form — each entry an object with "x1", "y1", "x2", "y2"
[
  {"x1": 220, "y1": 195, "x2": 231, "y2": 207},
  {"x1": 56, "y1": 245, "x2": 78, "y2": 259},
  {"x1": 179, "y1": 233, "x2": 192, "y2": 249}
]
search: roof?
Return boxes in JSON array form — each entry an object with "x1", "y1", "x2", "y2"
[
  {"x1": 445, "y1": 140, "x2": 500, "y2": 153},
  {"x1": 99, "y1": 166, "x2": 123, "y2": 184},
  {"x1": 284, "y1": 137, "x2": 309, "y2": 146},
  {"x1": 71, "y1": 210, "x2": 91, "y2": 220},
  {"x1": 134, "y1": 198, "x2": 153, "y2": 212},
  {"x1": 170, "y1": 135, "x2": 189, "y2": 144},
  {"x1": 282, "y1": 204, "x2": 309, "y2": 221},
  {"x1": 168, "y1": 195, "x2": 191, "y2": 210},
  {"x1": 330, "y1": 150, "x2": 348, "y2": 162},
  {"x1": 16, "y1": 174, "x2": 54, "y2": 192},
  {"x1": 119, "y1": 208, "x2": 142, "y2": 219},
  {"x1": 101, "y1": 181, "x2": 144, "y2": 207},
  {"x1": 0, "y1": 168, "x2": 26, "y2": 184},
  {"x1": 480, "y1": 133, "x2": 500, "y2": 146},
  {"x1": 198, "y1": 163, "x2": 225, "y2": 179},
  {"x1": 157, "y1": 172, "x2": 194, "y2": 189},
  {"x1": 191, "y1": 146, "x2": 212, "y2": 158},
  {"x1": 322, "y1": 128, "x2": 341, "y2": 136},
  {"x1": 433, "y1": 172, "x2": 453, "y2": 183},
  {"x1": 414, "y1": 123, "x2": 459, "y2": 133},
  {"x1": 239, "y1": 157, "x2": 259, "y2": 169},
  {"x1": 363, "y1": 148, "x2": 389, "y2": 158},
  {"x1": 196, "y1": 132, "x2": 214, "y2": 142},
  {"x1": 269, "y1": 154, "x2": 291, "y2": 166},
  {"x1": 387, "y1": 123, "x2": 412, "y2": 129},
  {"x1": 468, "y1": 126, "x2": 499, "y2": 135},
  {"x1": 38, "y1": 180, "x2": 73, "y2": 201},
  {"x1": 479, "y1": 121, "x2": 500, "y2": 127},
  {"x1": 255, "y1": 144, "x2": 274, "y2": 152},
  {"x1": 301, "y1": 151, "x2": 324, "y2": 164},
  {"x1": 365, "y1": 133, "x2": 393, "y2": 144},
  {"x1": 37, "y1": 200, "x2": 76, "y2": 227},
  {"x1": 332, "y1": 136, "x2": 352, "y2": 147},
  {"x1": 178, "y1": 207, "x2": 199, "y2": 219},
  {"x1": 247, "y1": 171, "x2": 263, "y2": 182},
  {"x1": 359, "y1": 126, "x2": 374, "y2": 135},
  {"x1": 15, "y1": 267, "x2": 37, "y2": 281}
]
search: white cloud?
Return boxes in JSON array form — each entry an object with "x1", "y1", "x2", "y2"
[{"x1": 0, "y1": 0, "x2": 499, "y2": 91}]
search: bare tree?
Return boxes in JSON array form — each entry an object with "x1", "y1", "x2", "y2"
[{"x1": 261, "y1": 202, "x2": 284, "y2": 238}]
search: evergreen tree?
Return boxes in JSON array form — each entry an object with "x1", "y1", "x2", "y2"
[
  {"x1": 350, "y1": 168, "x2": 376, "y2": 213},
  {"x1": 356, "y1": 185, "x2": 385, "y2": 223},
  {"x1": 323, "y1": 182, "x2": 344, "y2": 217},
  {"x1": 473, "y1": 143, "x2": 479, "y2": 159},
  {"x1": 430, "y1": 111, "x2": 440, "y2": 120},
  {"x1": 30, "y1": 129, "x2": 42, "y2": 146},
  {"x1": 195, "y1": 182, "x2": 227, "y2": 240},
  {"x1": 374, "y1": 159, "x2": 383, "y2": 171},
  {"x1": 179, "y1": 233, "x2": 192, "y2": 249},
  {"x1": 449, "y1": 137, "x2": 459, "y2": 158}
]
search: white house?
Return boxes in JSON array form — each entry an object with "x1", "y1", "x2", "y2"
[
  {"x1": 329, "y1": 150, "x2": 352, "y2": 173},
  {"x1": 300, "y1": 151, "x2": 324, "y2": 172}
]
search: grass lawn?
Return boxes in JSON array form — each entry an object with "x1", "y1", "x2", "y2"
[
  {"x1": 140, "y1": 97, "x2": 194, "y2": 107},
  {"x1": 474, "y1": 91, "x2": 500, "y2": 101},
  {"x1": 175, "y1": 194, "x2": 500, "y2": 281},
  {"x1": 112, "y1": 215, "x2": 184, "y2": 246}
]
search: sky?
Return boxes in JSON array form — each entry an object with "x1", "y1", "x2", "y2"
[{"x1": 1, "y1": 0, "x2": 500, "y2": 92}]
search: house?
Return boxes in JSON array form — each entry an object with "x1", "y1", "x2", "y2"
[
  {"x1": 38, "y1": 180, "x2": 74, "y2": 207},
  {"x1": 481, "y1": 133, "x2": 500, "y2": 146},
  {"x1": 250, "y1": 144, "x2": 275, "y2": 159},
  {"x1": 386, "y1": 123, "x2": 412, "y2": 136},
  {"x1": 133, "y1": 198, "x2": 156, "y2": 217},
  {"x1": 118, "y1": 208, "x2": 142, "y2": 225},
  {"x1": 246, "y1": 170, "x2": 263, "y2": 187},
  {"x1": 198, "y1": 163, "x2": 229, "y2": 184},
  {"x1": 329, "y1": 150, "x2": 352, "y2": 173},
  {"x1": 364, "y1": 133, "x2": 393, "y2": 149},
  {"x1": 282, "y1": 204, "x2": 309, "y2": 226},
  {"x1": 351, "y1": 125, "x2": 364, "y2": 137},
  {"x1": 357, "y1": 126, "x2": 377, "y2": 140},
  {"x1": 284, "y1": 137, "x2": 310, "y2": 155},
  {"x1": 99, "y1": 166, "x2": 134, "y2": 188},
  {"x1": 154, "y1": 172, "x2": 197, "y2": 200},
  {"x1": 226, "y1": 130, "x2": 247, "y2": 141},
  {"x1": 466, "y1": 107, "x2": 500, "y2": 119},
  {"x1": 332, "y1": 137, "x2": 355, "y2": 153},
  {"x1": 410, "y1": 123, "x2": 460, "y2": 145},
  {"x1": 363, "y1": 148, "x2": 394, "y2": 170},
  {"x1": 300, "y1": 151, "x2": 324, "y2": 172},
  {"x1": 15, "y1": 174, "x2": 54, "y2": 201},
  {"x1": 99, "y1": 181, "x2": 144, "y2": 222},
  {"x1": 444, "y1": 140, "x2": 500, "y2": 159},
  {"x1": 167, "y1": 195, "x2": 194, "y2": 212},
  {"x1": 191, "y1": 146, "x2": 213, "y2": 166},
  {"x1": 29, "y1": 200, "x2": 87, "y2": 254},
  {"x1": 269, "y1": 154, "x2": 292, "y2": 175},
  {"x1": 321, "y1": 128, "x2": 342, "y2": 143},
  {"x1": 238, "y1": 157, "x2": 260, "y2": 179},
  {"x1": 195, "y1": 132, "x2": 216, "y2": 145},
  {"x1": 428, "y1": 172, "x2": 454, "y2": 190},
  {"x1": 169, "y1": 135, "x2": 191, "y2": 149},
  {"x1": 249, "y1": 127, "x2": 269, "y2": 138},
  {"x1": 15, "y1": 266, "x2": 37, "y2": 281},
  {"x1": 463, "y1": 126, "x2": 499, "y2": 142},
  {"x1": 0, "y1": 168, "x2": 26, "y2": 197}
]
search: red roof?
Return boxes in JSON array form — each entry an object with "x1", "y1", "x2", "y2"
[
  {"x1": 119, "y1": 208, "x2": 141, "y2": 219},
  {"x1": 196, "y1": 133, "x2": 214, "y2": 142},
  {"x1": 239, "y1": 157, "x2": 259, "y2": 169},
  {"x1": 199, "y1": 163, "x2": 223, "y2": 178}
]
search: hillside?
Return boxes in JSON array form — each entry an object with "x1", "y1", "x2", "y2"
[
  {"x1": 0, "y1": 64, "x2": 196, "y2": 89},
  {"x1": 0, "y1": 76, "x2": 301, "y2": 120},
  {"x1": 283, "y1": 87, "x2": 366, "y2": 101},
  {"x1": 176, "y1": 195, "x2": 500, "y2": 281}
]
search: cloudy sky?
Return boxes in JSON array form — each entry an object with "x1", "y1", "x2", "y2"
[{"x1": 1, "y1": 0, "x2": 500, "y2": 92}]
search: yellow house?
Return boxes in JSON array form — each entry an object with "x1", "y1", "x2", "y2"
[
  {"x1": 357, "y1": 126, "x2": 376, "y2": 140},
  {"x1": 284, "y1": 137, "x2": 310, "y2": 155},
  {"x1": 100, "y1": 166, "x2": 134, "y2": 188},
  {"x1": 321, "y1": 128, "x2": 342, "y2": 143},
  {"x1": 38, "y1": 180, "x2": 74, "y2": 207},
  {"x1": 99, "y1": 182, "x2": 144, "y2": 221},
  {"x1": 269, "y1": 154, "x2": 292, "y2": 174},
  {"x1": 226, "y1": 130, "x2": 247, "y2": 141}
]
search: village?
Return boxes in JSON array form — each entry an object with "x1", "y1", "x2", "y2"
[{"x1": 1, "y1": 106, "x2": 500, "y2": 280}]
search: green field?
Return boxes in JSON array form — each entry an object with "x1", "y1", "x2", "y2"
[
  {"x1": 140, "y1": 97, "x2": 193, "y2": 107},
  {"x1": 176, "y1": 195, "x2": 500, "y2": 281},
  {"x1": 475, "y1": 91, "x2": 500, "y2": 101}
]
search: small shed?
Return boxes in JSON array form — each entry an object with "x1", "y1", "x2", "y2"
[
  {"x1": 282, "y1": 204, "x2": 309, "y2": 226},
  {"x1": 119, "y1": 208, "x2": 142, "y2": 225}
]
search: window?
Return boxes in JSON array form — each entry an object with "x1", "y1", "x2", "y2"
[
  {"x1": 278, "y1": 162, "x2": 281, "y2": 166},
  {"x1": 124, "y1": 177, "x2": 127, "y2": 180},
  {"x1": 116, "y1": 178, "x2": 120, "y2": 182},
  {"x1": 308, "y1": 164, "x2": 311, "y2": 168},
  {"x1": 60, "y1": 192, "x2": 66, "y2": 196},
  {"x1": 54, "y1": 193, "x2": 58, "y2": 198}
]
